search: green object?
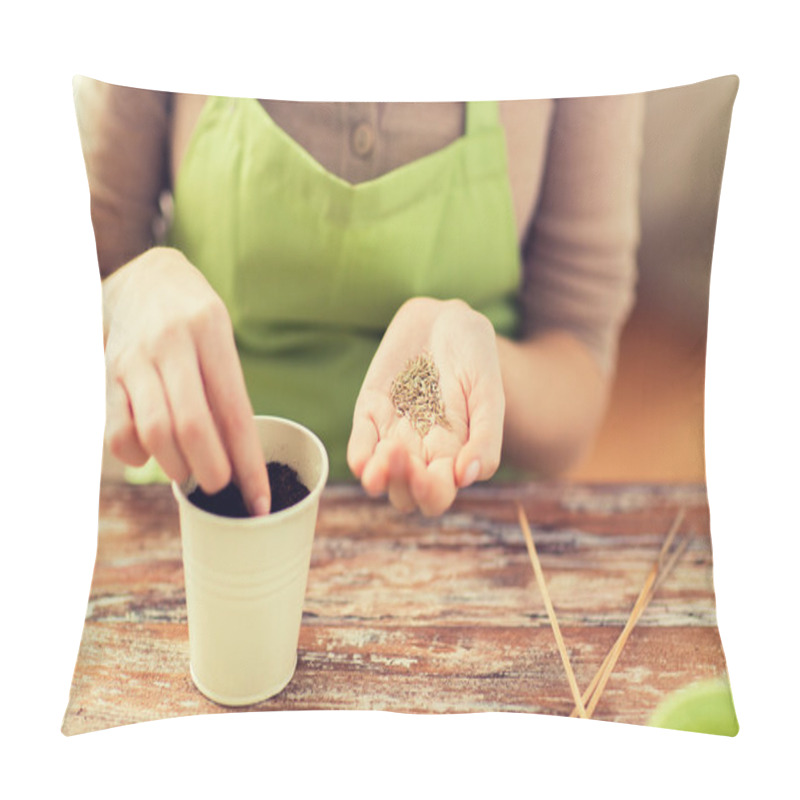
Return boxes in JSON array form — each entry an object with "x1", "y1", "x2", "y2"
[
  {"x1": 169, "y1": 99, "x2": 521, "y2": 479},
  {"x1": 124, "y1": 459, "x2": 170, "y2": 485},
  {"x1": 648, "y1": 678, "x2": 739, "y2": 736}
]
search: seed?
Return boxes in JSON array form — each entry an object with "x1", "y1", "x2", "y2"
[{"x1": 389, "y1": 352, "x2": 452, "y2": 437}]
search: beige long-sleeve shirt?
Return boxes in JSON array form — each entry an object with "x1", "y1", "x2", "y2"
[{"x1": 74, "y1": 78, "x2": 644, "y2": 375}]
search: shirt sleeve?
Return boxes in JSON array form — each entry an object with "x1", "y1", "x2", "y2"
[
  {"x1": 73, "y1": 76, "x2": 171, "y2": 277},
  {"x1": 518, "y1": 93, "x2": 645, "y2": 375}
]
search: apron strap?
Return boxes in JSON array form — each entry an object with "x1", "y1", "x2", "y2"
[{"x1": 465, "y1": 100, "x2": 500, "y2": 134}]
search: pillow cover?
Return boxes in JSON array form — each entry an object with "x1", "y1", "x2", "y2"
[{"x1": 62, "y1": 75, "x2": 739, "y2": 736}]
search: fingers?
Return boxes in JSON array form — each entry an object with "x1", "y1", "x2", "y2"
[
  {"x1": 347, "y1": 411, "x2": 380, "y2": 479},
  {"x1": 361, "y1": 437, "x2": 459, "y2": 516},
  {"x1": 156, "y1": 329, "x2": 232, "y2": 494},
  {"x1": 360, "y1": 438, "x2": 398, "y2": 497},
  {"x1": 111, "y1": 321, "x2": 237, "y2": 496},
  {"x1": 409, "y1": 456, "x2": 458, "y2": 517},
  {"x1": 387, "y1": 447, "x2": 416, "y2": 513},
  {"x1": 121, "y1": 357, "x2": 191, "y2": 484},
  {"x1": 195, "y1": 309, "x2": 271, "y2": 516},
  {"x1": 361, "y1": 439, "x2": 417, "y2": 515},
  {"x1": 110, "y1": 305, "x2": 268, "y2": 515},
  {"x1": 235, "y1": 446, "x2": 272, "y2": 516},
  {"x1": 455, "y1": 373, "x2": 505, "y2": 488},
  {"x1": 105, "y1": 378, "x2": 149, "y2": 466},
  {"x1": 103, "y1": 250, "x2": 269, "y2": 515},
  {"x1": 361, "y1": 380, "x2": 501, "y2": 516}
]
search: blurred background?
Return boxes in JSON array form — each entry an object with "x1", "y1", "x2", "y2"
[
  {"x1": 98, "y1": 76, "x2": 738, "y2": 485},
  {"x1": 568, "y1": 75, "x2": 738, "y2": 483}
]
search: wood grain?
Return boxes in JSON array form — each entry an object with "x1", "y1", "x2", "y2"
[{"x1": 62, "y1": 482, "x2": 729, "y2": 735}]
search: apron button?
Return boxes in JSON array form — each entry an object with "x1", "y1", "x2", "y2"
[{"x1": 351, "y1": 122, "x2": 375, "y2": 157}]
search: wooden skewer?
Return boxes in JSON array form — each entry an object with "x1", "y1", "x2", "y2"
[
  {"x1": 653, "y1": 532, "x2": 693, "y2": 595},
  {"x1": 584, "y1": 535, "x2": 691, "y2": 718},
  {"x1": 517, "y1": 503, "x2": 588, "y2": 719},
  {"x1": 570, "y1": 571, "x2": 657, "y2": 719},
  {"x1": 570, "y1": 508, "x2": 686, "y2": 717},
  {"x1": 570, "y1": 509, "x2": 691, "y2": 718}
]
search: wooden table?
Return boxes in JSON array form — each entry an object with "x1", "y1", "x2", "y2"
[{"x1": 62, "y1": 482, "x2": 730, "y2": 735}]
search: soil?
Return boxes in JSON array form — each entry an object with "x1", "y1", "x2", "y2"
[{"x1": 187, "y1": 461, "x2": 310, "y2": 518}]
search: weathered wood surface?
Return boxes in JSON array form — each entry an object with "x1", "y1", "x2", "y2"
[{"x1": 62, "y1": 482, "x2": 730, "y2": 735}]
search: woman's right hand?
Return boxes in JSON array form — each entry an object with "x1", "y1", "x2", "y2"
[{"x1": 102, "y1": 247, "x2": 271, "y2": 515}]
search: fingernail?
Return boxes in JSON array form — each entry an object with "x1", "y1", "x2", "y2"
[
  {"x1": 462, "y1": 460, "x2": 480, "y2": 488},
  {"x1": 253, "y1": 496, "x2": 271, "y2": 516}
]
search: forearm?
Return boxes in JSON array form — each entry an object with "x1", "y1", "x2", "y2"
[
  {"x1": 496, "y1": 330, "x2": 610, "y2": 476},
  {"x1": 498, "y1": 93, "x2": 643, "y2": 477},
  {"x1": 74, "y1": 77, "x2": 171, "y2": 279}
]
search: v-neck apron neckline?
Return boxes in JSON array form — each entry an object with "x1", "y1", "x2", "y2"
[{"x1": 169, "y1": 98, "x2": 522, "y2": 479}]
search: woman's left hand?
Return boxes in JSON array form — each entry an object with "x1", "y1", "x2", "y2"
[{"x1": 347, "y1": 297, "x2": 505, "y2": 516}]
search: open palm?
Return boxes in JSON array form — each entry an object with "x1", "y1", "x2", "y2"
[{"x1": 347, "y1": 298, "x2": 505, "y2": 516}]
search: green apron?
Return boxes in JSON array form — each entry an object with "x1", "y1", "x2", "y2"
[{"x1": 163, "y1": 98, "x2": 521, "y2": 481}]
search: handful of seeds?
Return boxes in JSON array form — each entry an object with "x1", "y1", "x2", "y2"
[{"x1": 389, "y1": 351, "x2": 452, "y2": 437}]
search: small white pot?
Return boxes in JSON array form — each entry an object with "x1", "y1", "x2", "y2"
[{"x1": 172, "y1": 416, "x2": 328, "y2": 706}]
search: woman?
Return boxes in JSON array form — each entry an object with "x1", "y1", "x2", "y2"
[{"x1": 75, "y1": 79, "x2": 644, "y2": 516}]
